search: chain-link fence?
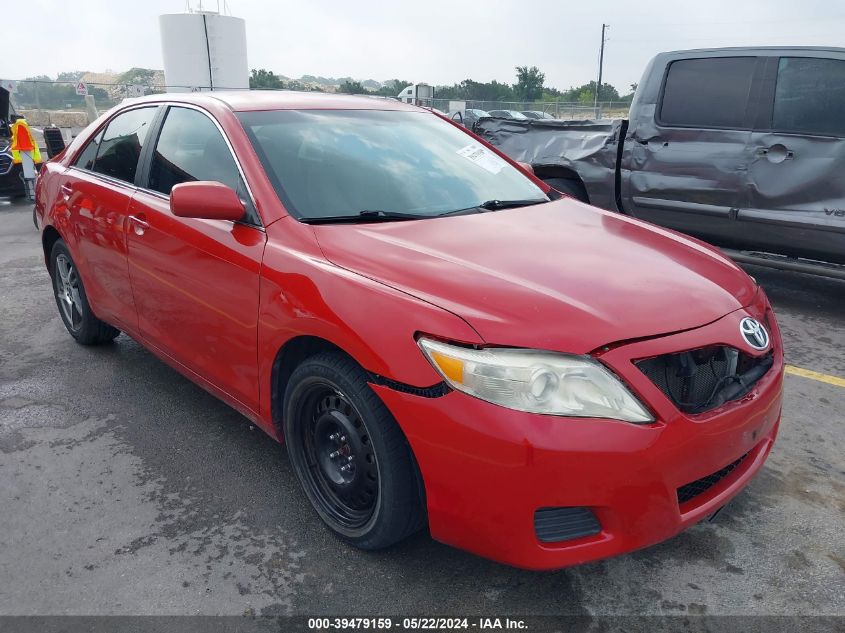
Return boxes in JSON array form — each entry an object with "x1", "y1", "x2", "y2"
[
  {"x1": 3, "y1": 78, "x2": 631, "y2": 125},
  {"x1": 6, "y1": 79, "x2": 194, "y2": 113}
]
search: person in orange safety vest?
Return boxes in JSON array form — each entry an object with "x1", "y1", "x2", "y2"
[
  {"x1": 11, "y1": 115, "x2": 42, "y2": 164},
  {"x1": 10, "y1": 115, "x2": 41, "y2": 200}
]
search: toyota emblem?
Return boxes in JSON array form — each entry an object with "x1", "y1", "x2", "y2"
[{"x1": 740, "y1": 317, "x2": 769, "y2": 351}]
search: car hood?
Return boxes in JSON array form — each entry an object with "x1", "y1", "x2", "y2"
[{"x1": 312, "y1": 199, "x2": 757, "y2": 353}]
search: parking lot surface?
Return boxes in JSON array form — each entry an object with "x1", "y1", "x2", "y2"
[{"x1": 1, "y1": 199, "x2": 843, "y2": 617}]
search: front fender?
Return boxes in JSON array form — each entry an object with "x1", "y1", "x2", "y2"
[{"x1": 257, "y1": 220, "x2": 482, "y2": 431}]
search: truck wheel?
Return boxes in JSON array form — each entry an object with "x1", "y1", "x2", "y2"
[
  {"x1": 545, "y1": 178, "x2": 589, "y2": 203},
  {"x1": 50, "y1": 240, "x2": 120, "y2": 345},
  {"x1": 283, "y1": 351, "x2": 426, "y2": 550}
]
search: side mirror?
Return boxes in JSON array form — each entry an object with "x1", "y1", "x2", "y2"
[
  {"x1": 517, "y1": 161, "x2": 534, "y2": 175},
  {"x1": 170, "y1": 181, "x2": 245, "y2": 221}
]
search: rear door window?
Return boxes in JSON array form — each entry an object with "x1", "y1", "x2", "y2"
[
  {"x1": 86, "y1": 107, "x2": 157, "y2": 183},
  {"x1": 772, "y1": 57, "x2": 845, "y2": 137},
  {"x1": 659, "y1": 57, "x2": 757, "y2": 129}
]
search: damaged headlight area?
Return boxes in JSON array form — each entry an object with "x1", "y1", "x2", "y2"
[
  {"x1": 418, "y1": 337, "x2": 654, "y2": 423},
  {"x1": 636, "y1": 346, "x2": 774, "y2": 414}
]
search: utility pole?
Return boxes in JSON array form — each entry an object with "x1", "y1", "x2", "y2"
[{"x1": 594, "y1": 23, "x2": 609, "y2": 113}]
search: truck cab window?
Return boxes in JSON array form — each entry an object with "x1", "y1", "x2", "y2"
[
  {"x1": 773, "y1": 57, "x2": 845, "y2": 137},
  {"x1": 659, "y1": 57, "x2": 757, "y2": 129}
]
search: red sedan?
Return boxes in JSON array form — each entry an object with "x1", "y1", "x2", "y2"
[{"x1": 34, "y1": 92, "x2": 783, "y2": 570}]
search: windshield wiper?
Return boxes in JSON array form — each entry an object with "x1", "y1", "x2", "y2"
[
  {"x1": 299, "y1": 210, "x2": 429, "y2": 224},
  {"x1": 438, "y1": 198, "x2": 549, "y2": 217},
  {"x1": 477, "y1": 198, "x2": 549, "y2": 210}
]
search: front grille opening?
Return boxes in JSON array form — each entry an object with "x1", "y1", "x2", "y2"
[
  {"x1": 677, "y1": 452, "x2": 749, "y2": 505},
  {"x1": 534, "y1": 507, "x2": 601, "y2": 543},
  {"x1": 636, "y1": 346, "x2": 773, "y2": 414}
]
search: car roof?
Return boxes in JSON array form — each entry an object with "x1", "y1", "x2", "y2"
[{"x1": 123, "y1": 90, "x2": 423, "y2": 113}]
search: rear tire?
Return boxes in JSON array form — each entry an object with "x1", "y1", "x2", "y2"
[
  {"x1": 283, "y1": 352, "x2": 426, "y2": 550},
  {"x1": 545, "y1": 177, "x2": 589, "y2": 203},
  {"x1": 50, "y1": 239, "x2": 120, "y2": 345}
]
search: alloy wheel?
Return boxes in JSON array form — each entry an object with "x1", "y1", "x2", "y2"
[{"x1": 54, "y1": 254, "x2": 83, "y2": 332}]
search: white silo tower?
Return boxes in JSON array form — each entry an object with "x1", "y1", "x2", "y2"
[{"x1": 159, "y1": 1, "x2": 249, "y2": 92}]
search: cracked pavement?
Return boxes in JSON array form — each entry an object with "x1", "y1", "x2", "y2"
[{"x1": 1, "y1": 199, "x2": 843, "y2": 617}]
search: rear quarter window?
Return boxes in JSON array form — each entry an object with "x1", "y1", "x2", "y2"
[
  {"x1": 85, "y1": 107, "x2": 158, "y2": 184},
  {"x1": 659, "y1": 57, "x2": 757, "y2": 129},
  {"x1": 73, "y1": 130, "x2": 103, "y2": 171}
]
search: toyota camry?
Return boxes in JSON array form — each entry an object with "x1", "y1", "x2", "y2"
[{"x1": 34, "y1": 91, "x2": 783, "y2": 569}]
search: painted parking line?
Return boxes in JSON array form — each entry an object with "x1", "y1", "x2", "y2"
[{"x1": 785, "y1": 365, "x2": 845, "y2": 388}]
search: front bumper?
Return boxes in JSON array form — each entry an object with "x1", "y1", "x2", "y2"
[
  {"x1": 0, "y1": 160, "x2": 26, "y2": 197},
  {"x1": 372, "y1": 302, "x2": 784, "y2": 570}
]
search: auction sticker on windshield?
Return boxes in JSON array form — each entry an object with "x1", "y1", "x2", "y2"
[{"x1": 456, "y1": 143, "x2": 506, "y2": 174}]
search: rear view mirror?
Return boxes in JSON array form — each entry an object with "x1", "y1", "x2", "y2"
[{"x1": 170, "y1": 181, "x2": 245, "y2": 221}]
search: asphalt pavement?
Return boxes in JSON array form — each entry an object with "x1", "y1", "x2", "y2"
[{"x1": 1, "y1": 199, "x2": 843, "y2": 618}]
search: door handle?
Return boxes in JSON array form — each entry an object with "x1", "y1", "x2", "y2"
[
  {"x1": 60, "y1": 184, "x2": 72, "y2": 202},
  {"x1": 128, "y1": 214, "x2": 149, "y2": 236},
  {"x1": 757, "y1": 144, "x2": 794, "y2": 163}
]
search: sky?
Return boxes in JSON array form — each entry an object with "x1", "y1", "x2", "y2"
[{"x1": 4, "y1": 0, "x2": 845, "y2": 93}]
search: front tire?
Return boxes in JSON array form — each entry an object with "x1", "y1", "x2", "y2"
[
  {"x1": 283, "y1": 352, "x2": 425, "y2": 549},
  {"x1": 50, "y1": 239, "x2": 120, "y2": 345}
]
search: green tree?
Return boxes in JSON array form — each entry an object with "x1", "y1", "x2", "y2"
[
  {"x1": 619, "y1": 83, "x2": 638, "y2": 103},
  {"x1": 249, "y1": 68, "x2": 285, "y2": 90},
  {"x1": 438, "y1": 79, "x2": 514, "y2": 102},
  {"x1": 339, "y1": 80, "x2": 365, "y2": 94},
  {"x1": 513, "y1": 66, "x2": 545, "y2": 101},
  {"x1": 372, "y1": 79, "x2": 412, "y2": 97},
  {"x1": 56, "y1": 70, "x2": 87, "y2": 83},
  {"x1": 561, "y1": 81, "x2": 620, "y2": 103},
  {"x1": 117, "y1": 67, "x2": 158, "y2": 85}
]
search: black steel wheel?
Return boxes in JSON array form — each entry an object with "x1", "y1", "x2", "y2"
[
  {"x1": 49, "y1": 239, "x2": 120, "y2": 345},
  {"x1": 284, "y1": 352, "x2": 425, "y2": 549}
]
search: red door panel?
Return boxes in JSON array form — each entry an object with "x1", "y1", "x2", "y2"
[
  {"x1": 61, "y1": 168, "x2": 137, "y2": 330},
  {"x1": 126, "y1": 190, "x2": 266, "y2": 412}
]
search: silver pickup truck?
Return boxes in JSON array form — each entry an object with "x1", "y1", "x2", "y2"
[{"x1": 476, "y1": 47, "x2": 845, "y2": 279}]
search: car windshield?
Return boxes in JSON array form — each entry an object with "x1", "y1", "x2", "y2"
[{"x1": 237, "y1": 109, "x2": 547, "y2": 221}]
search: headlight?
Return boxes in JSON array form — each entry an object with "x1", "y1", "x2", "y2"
[{"x1": 418, "y1": 338, "x2": 654, "y2": 423}]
